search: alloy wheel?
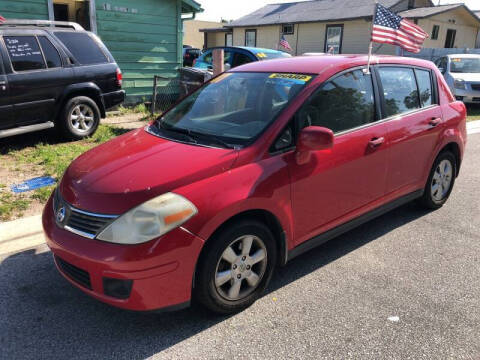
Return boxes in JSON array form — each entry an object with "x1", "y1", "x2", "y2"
[
  {"x1": 431, "y1": 159, "x2": 453, "y2": 202},
  {"x1": 70, "y1": 104, "x2": 95, "y2": 133},
  {"x1": 214, "y1": 235, "x2": 268, "y2": 301}
]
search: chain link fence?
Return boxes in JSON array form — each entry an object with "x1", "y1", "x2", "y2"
[{"x1": 151, "y1": 68, "x2": 211, "y2": 114}]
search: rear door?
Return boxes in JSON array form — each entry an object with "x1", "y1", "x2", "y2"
[
  {"x1": 376, "y1": 65, "x2": 443, "y2": 196},
  {"x1": 3, "y1": 32, "x2": 72, "y2": 126},
  {"x1": 0, "y1": 43, "x2": 13, "y2": 130},
  {"x1": 289, "y1": 68, "x2": 389, "y2": 245}
]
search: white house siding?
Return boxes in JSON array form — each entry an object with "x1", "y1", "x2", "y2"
[
  {"x1": 416, "y1": 9, "x2": 479, "y2": 49},
  {"x1": 206, "y1": 32, "x2": 227, "y2": 48}
]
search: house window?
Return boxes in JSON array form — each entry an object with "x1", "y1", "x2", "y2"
[
  {"x1": 225, "y1": 33, "x2": 233, "y2": 46},
  {"x1": 445, "y1": 29, "x2": 456, "y2": 48},
  {"x1": 431, "y1": 25, "x2": 440, "y2": 40},
  {"x1": 282, "y1": 24, "x2": 294, "y2": 35},
  {"x1": 325, "y1": 25, "x2": 343, "y2": 54},
  {"x1": 245, "y1": 29, "x2": 257, "y2": 47}
]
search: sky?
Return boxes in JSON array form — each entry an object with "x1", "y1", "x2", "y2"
[{"x1": 196, "y1": 0, "x2": 480, "y2": 22}]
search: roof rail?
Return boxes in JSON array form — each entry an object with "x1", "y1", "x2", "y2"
[{"x1": 0, "y1": 19, "x2": 84, "y2": 31}]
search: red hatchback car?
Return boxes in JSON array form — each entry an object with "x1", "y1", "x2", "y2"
[{"x1": 43, "y1": 55, "x2": 467, "y2": 314}]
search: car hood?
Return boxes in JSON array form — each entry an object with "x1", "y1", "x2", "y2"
[
  {"x1": 59, "y1": 127, "x2": 238, "y2": 214},
  {"x1": 450, "y1": 72, "x2": 480, "y2": 82}
]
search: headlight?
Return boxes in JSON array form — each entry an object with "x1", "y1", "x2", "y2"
[
  {"x1": 97, "y1": 193, "x2": 197, "y2": 244},
  {"x1": 454, "y1": 79, "x2": 466, "y2": 90}
]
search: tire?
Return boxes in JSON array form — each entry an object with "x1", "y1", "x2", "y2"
[
  {"x1": 419, "y1": 151, "x2": 456, "y2": 209},
  {"x1": 58, "y1": 96, "x2": 100, "y2": 140},
  {"x1": 194, "y1": 220, "x2": 277, "y2": 314}
]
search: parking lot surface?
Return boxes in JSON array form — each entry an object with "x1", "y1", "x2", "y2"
[{"x1": 1, "y1": 133, "x2": 479, "y2": 360}]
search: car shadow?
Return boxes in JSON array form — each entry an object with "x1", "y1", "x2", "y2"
[{"x1": 0, "y1": 202, "x2": 430, "y2": 359}]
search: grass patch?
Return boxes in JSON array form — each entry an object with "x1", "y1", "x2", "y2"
[
  {"x1": 115, "y1": 103, "x2": 151, "y2": 116},
  {"x1": 0, "y1": 124, "x2": 129, "y2": 221},
  {"x1": 466, "y1": 105, "x2": 480, "y2": 122}
]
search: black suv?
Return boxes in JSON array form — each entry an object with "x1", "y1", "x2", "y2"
[{"x1": 0, "y1": 21, "x2": 125, "y2": 140}]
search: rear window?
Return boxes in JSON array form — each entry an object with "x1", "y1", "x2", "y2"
[
  {"x1": 4, "y1": 36, "x2": 45, "y2": 72},
  {"x1": 54, "y1": 32, "x2": 108, "y2": 65}
]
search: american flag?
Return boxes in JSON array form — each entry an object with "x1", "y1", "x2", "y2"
[
  {"x1": 279, "y1": 35, "x2": 292, "y2": 51},
  {"x1": 371, "y1": 4, "x2": 428, "y2": 53},
  {"x1": 0, "y1": 14, "x2": 6, "y2": 23}
]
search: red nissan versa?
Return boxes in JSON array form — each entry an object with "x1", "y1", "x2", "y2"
[{"x1": 43, "y1": 55, "x2": 467, "y2": 314}]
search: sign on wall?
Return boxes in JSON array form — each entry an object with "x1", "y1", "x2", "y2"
[{"x1": 102, "y1": 3, "x2": 138, "y2": 13}]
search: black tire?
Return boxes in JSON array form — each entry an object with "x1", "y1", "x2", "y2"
[
  {"x1": 194, "y1": 220, "x2": 277, "y2": 314},
  {"x1": 58, "y1": 96, "x2": 100, "y2": 140},
  {"x1": 419, "y1": 151, "x2": 456, "y2": 209}
]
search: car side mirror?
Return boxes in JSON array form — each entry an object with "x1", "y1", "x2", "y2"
[{"x1": 296, "y1": 126, "x2": 334, "y2": 164}]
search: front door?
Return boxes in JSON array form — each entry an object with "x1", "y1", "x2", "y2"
[
  {"x1": 3, "y1": 34, "x2": 68, "y2": 126},
  {"x1": 289, "y1": 68, "x2": 389, "y2": 245},
  {"x1": 0, "y1": 54, "x2": 13, "y2": 130},
  {"x1": 377, "y1": 66, "x2": 443, "y2": 195},
  {"x1": 445, "y1": 29, "x2": 456, "y2": 48}
]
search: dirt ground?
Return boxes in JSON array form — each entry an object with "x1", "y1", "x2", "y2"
[{"x1": 0, "y1": 113, "x2": 148, "y2": 221}]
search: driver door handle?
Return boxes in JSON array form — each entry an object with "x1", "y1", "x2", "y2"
[
  {"x1": 429, "y1": 117, "x2": 442, "y2": 127},
  {"x1": 369, "y1": 137, "x2": 385, "y2": 148}
]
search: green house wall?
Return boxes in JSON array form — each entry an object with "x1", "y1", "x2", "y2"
[
  {"x1": 0, "y1": 0, "x2": 48, "y2": 20},
  {"x1": 95, "y1": 0, "x2": 183, "y2": 104}
]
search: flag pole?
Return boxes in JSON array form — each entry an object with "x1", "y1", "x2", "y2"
[{"x1": 364, "y1": 1, "x2": 378, "y2": 75}]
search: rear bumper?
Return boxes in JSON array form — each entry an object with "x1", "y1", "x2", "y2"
[
  {"x1": 102, "y1": 90, "x2": 125, "y2": 110},
  {"x1": 42, "y1": 196, "x2": 204, "y2": 311}
]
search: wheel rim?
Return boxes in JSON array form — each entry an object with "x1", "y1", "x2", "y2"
[
  {"x1": 69, "y1": 104, "x2": 95, "y2": 133},
  {"x1": 214, "y1": 235, "x2": 268, "y2": 301},
  {"x1": 431, "y1": 159, "x2": 453, "y2": 202}
]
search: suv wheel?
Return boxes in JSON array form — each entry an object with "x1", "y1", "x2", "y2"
[
  {"x1": 59, "y1": 96, "x2": 100, "y2": 140},
  {"x1": 420, "y1": 151, "x2": 456, "y2": 209},
  {"x1": 195, "y1": 220, "x2": 277, "y2": 314}
]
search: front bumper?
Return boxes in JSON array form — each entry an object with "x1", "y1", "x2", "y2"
[
  {"x1": 452, "y1": 87, "x2": 480, "y2": 103},
  {"x1": 42, "y1": 196, "x2": 204, "y2": 311}
]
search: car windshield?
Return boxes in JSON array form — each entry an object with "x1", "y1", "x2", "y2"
[
  {"x1": 155, "y1": 72, "x2": 313, "y2": 147},
  {"x1": 450, "y1": 57, "x2": 480, "y2": 73}
]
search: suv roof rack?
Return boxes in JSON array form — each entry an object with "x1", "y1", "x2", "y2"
[{"x1": 0, "y1": 19, "x2": 84, "y2": 31}]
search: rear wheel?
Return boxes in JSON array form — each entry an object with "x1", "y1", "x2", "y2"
[
  {"x1": 420, "y1": 151, "x2": 456, "y2": 209},
  {"x1": 194, "y1": 220, "x2": 277, "y2": 314},
  {"x1": 59, "y1": 96, "x2": 100, "y2": 140}
]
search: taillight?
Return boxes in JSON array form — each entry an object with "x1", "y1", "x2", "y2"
[{"x1": 116, "y1": 68, "x2": 123, "y2": 87}]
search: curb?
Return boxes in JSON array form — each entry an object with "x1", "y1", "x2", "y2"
[
  {"x1": 0, "y1": 215, "x2": 44, "y2": 255},
  {"x1": 467, "y1": 120, "x2": 480, "y2": 135}
]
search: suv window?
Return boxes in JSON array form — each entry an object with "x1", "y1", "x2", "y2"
[
  {"x1": 232, "y1": 52, "x2": 253, "y2": 67},
  {"x1": 415, "y1": 69, "x2": 433, "y2": 107},
  {"x1": 298, "y1": 69, "x2": 375, "y2": 133},
  {"x1": 378, "y1": 67, "x2": 420, "y2": 117},
  {"x1": 4, "y1": 36, "x2": 45, "y2": 72},
  {"x1": 54, "y1": 32, "x2": 108, "y2": 65},
  {"x1": 38, "y1": 36, "x2": 62, "y2": 68}
]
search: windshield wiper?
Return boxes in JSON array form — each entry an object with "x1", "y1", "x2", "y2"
[{"x1": 156, "y1": 121, "x2": 235, "y2": 149}]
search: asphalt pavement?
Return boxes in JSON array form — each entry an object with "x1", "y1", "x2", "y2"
[{"x1": 1, "y1": 133, "x2": 479, "y2": 360}]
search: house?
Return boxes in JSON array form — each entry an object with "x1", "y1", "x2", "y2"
[
  {"x1": 0, "y1": 0, "x2": 203, "y2": 103},
  {"x1": 184, "y1": 20, "x2": 224, "y2": 49},
  {"x1": 202, "y1": 0, "x2": 480, "y2": 56}
]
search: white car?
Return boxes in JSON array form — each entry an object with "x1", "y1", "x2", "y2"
[{"x1": 434, "y1": 54, "x2": 480, "y2": 104}]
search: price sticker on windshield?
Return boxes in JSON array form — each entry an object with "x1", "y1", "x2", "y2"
[
  {"x1": 269, "y1": 73, "x2": 312, "y2": 83},
  {"x1": 452, "y1": 58, "x2": 462, "y2": 62}
]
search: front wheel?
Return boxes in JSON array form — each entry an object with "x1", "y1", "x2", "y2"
[
  {"x1": 194, "y1": 220, "x2": 277, "y2": 314},
  {"x1": 58, "y1": 96, "x2": 100, "y2": 140},
  {"x1": 420, "y1": 151, "x2": 456, "y2": 209}
]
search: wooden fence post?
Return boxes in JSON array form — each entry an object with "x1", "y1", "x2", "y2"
[{"x1": 212, "y1": 48, "x2": 224, "y2": 77}]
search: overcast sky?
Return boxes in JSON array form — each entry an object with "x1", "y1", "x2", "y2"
[{"x1": 196, "y1": 0, "x2": 480, "y2": 22}]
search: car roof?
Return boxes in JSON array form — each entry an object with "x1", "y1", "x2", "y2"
[
  {"x1": 230, "y1": 54, "x2": 436, "y2": 74},
  {"x1": 205, "y1": 46, "x2": 287, "y2": 55}
]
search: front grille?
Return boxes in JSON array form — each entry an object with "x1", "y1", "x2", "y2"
[
  {"x1": 473, "y1": 97, "x2": 480, "y2": 102},
  {"x1": 471, "y1": 84, "x2": 480, "y2": 91},
  {"x1": 55, "y1": 256, "x2": 92, "y2": 290},
  {"x1": 53, "y1": 188, "x2": 118, "y2": 239}
]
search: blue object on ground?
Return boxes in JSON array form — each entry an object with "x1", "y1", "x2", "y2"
[{"x1": 11, "y1": 177, "x2": 56, "y2": 193}]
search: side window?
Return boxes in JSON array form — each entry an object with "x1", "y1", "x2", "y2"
[
  {"x1": 203, "y1": 51, "x2": 213, "y2": 65},
  {"x1": 415, "y1": 69, "x2": 433, "y2": 107},
  {"x1": 271, "y1": 122, "x2": 295, "y2": 153},
  {"x1": 38, "y1": 36, "x2": 62, "y2": 68},
  {"x1": 378, "y1": 67, "x2": 420, "y2": 118},
  {"x1": 298, "y1": 69, "x2": 375, "y2": 133},
  {"x1": 4, "y1": 36, "x2": 45, "y2": 72},
  {"x1": 232, "y1": 53, "x2": 253, "y2": 68},
  {"x1": 54, "y1": 32, "x2": 108, "y2": 65}
]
